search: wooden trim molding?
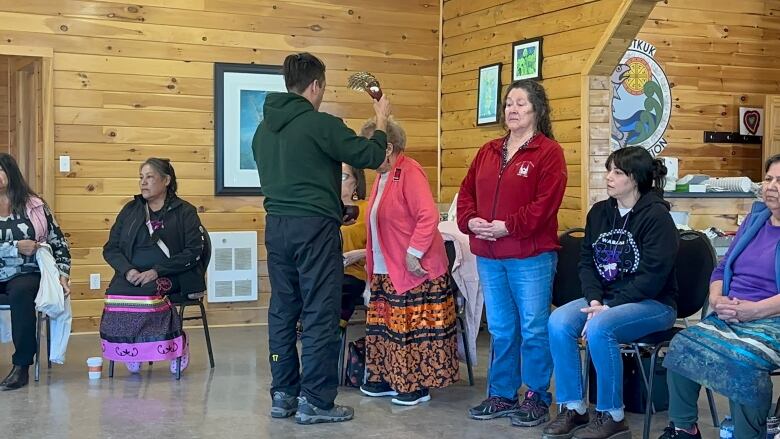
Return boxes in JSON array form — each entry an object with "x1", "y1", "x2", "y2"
[
  {"x1": 0, "y1": 45, "x2": 55, "y2": 208},
  {"x1": 0, "y1": 45, "x2": 53, "y2": 59}
]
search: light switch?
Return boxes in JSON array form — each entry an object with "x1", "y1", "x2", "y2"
[
  {"x1": 59, "y1": 155, "x2": 70, "y2": 172},
  {"x1": 89, "y1": 273, "x2": 101, "y2": 290}
]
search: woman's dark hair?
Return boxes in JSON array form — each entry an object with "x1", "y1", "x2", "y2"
[
  {"x1": 0, "y1": 153, "x2": 40, "y2": 216},
  {"x1": 765, "y1": 153, "x2": 780, "y2": 172},
  {"x1": 283, "y1": 52, "x2": 326, "y2": 94},
  {"x1": 140, "y1": 157, "x2": 177, "y2": 198},
  {"x1": 605, "y1": 146, "x2": 667, "y2": 195},
  {"x1": 500, "y1": 79, "x2": 554, "y2": 140},
  {"x1": 346, "y1": 165, "x2": 366, "y2": 200}
]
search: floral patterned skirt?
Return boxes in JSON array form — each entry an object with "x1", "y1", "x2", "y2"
[{"x1": 364, "y1": 273, "x2": 459, "y2": 393}]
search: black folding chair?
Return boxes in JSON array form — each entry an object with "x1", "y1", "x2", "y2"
[
  {"x1": 552, "y1": 228, "x2": 586, "y2": 308},
  {"x1": 0, "y1": 296, "x2": 51, "y2": 382},
  {"x1": 338, "y1": 303, "x2": 366, "y2": 386},
  {"x1": 444, "y1": 239, "x2": 475, "y2": 386},
  {"x1": 486, "y1": 228, "x2": 586, "y2": 397},
  {"x1": 567, "y1": 228, "x2": 719, "y2": 438},
  {"x1": 633, "y1": 230, "x2": 720, "y2": 439},
  {"x1": 552, "y1": 228, "x2": 591, "y2": 400}
]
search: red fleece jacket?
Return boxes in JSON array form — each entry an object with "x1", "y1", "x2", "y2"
[{"x1": 456, "y1": 133, "x2": 567, "y2": 259}]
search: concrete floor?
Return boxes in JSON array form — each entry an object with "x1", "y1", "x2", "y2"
[{"x1": 0, "y1": 325, "x2": 770, "y2": 439}]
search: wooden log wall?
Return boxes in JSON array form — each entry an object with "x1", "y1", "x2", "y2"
[
  {"x1": 586, "y1": 75, "x2": 611, "y2": 207},
  {"x1": 0, "y1": 0, "x2": 440, "y2": 332},
  {"x1": 7, "y1": 56, "x2": 19, "y2": 160},
  {"x1": 637, "y1": 0, "x2": 780, "y2": 181},
  {"x1": 440, "y1": 0, "x2": 622, "y2": 230},
  {"x1": 0, "y1": 57, "x2": 7, "y2": 150}
]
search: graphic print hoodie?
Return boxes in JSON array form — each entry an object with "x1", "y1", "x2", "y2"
[{"x1": 579, "y1": 191, "x2": 679, "y2": 309}]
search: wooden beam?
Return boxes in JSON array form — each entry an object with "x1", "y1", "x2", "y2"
[
  {"x1": 581, "y1": 0, "x2": 659, "y2": 76},
  {"x1": 579, "y1": 0, "x2": 661, "y2": 218},
  {"x1": 41, "y1": 56, "x2": 54, "y2": 208},
  {"x1": 437, "y1": 0, "x2": 444, "y2": 203},
  {"x1": 580, "y1": 74, "x2": 590, "y2": 222}
]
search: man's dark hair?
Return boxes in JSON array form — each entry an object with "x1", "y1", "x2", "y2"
[{"x1": 282, "y1": 52, "x2": 326, "y2": 94}]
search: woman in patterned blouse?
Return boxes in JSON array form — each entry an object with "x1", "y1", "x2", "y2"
[{"x1": 0, "y1": 153, "x2": 70, "y2": 390}]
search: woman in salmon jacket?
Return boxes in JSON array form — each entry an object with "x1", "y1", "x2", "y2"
[
  {"x1": 358, "y1": 117, "x2": 459, "y2": 407},
  {"x1": 457, "y1": 79, "x2": 567, "y2": 427}
]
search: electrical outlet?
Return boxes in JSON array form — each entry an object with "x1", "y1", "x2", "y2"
[
  {"x1": 59, "y1": 155, "x2": 70, "y2": 172},
  {"x1": 89, "y1": 273, "x2": 101, "y2": 290}
]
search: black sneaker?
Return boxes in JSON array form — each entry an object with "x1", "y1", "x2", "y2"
[
  {"x1": 658, "y1": 422, "x2": 702, "y2": 439},
  {"x1": 360, "y1": 381, "x2": 398, "y2": 397},
  {"x1": 391, "y1": 388, "x2": 430, "y2": 406},
  {"x1": 294, "y1": 396, "x2": 354, "y2": 425},
  {"x1": 468, "y1": 396, "x2": 520, "y2": 420},
  {"x1": 510, "y1": 390, "x2": 550, "y2": 427},
  {"x1": 270, "y1": 391, "x2": 298, "y2": 418}
]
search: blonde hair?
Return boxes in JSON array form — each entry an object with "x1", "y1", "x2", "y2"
[{"x1": 360, "y1": 116, "x2": 406, "y2": 155}]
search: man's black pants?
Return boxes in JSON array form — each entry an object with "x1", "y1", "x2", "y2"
[{"x1": 265, "y1": 215, "x2": 343, "y2": 410}]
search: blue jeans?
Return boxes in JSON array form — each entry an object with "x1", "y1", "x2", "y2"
[
  {"x1": 548, "y1": 297, "x2": 676, "y2": 411},
  {"x1": 477, "y1": 252, "x2": 556, "y2": 404}
]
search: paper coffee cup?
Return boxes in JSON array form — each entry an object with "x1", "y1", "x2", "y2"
[{"x1": 87, "y1": 357, "x2": 103, "y2": 379}]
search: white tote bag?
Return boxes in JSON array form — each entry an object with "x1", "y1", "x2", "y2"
[{"x1": 34, "y1": 244, "x2": 71, "y2": 364}]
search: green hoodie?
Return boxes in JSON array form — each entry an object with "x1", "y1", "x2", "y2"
[{"x1": 252, "y1": 92, "x2": 387, "y2": 222}]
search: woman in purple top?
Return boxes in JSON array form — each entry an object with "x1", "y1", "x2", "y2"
[{"x1": 659, "y1": 154, "x2": 780, "y2": 439}]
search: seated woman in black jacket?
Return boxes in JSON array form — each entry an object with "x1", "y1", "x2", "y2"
[
  {"x1": 543, "y1": 147, "x2": 679, "y2": 439},
  {"x1": 99, "y1": 158, "x2": 206, "y2": 375}
]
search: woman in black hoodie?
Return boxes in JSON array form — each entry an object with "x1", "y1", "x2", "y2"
[{"x1": 543, "y1": 147, "x2": 679, "y2": 439}]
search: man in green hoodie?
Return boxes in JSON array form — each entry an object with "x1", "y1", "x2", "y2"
[{"x1": 252, "y1": 52, "x2": 390, "y2": 424}]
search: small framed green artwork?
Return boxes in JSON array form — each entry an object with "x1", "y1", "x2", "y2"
[
  {"x1": 512, "y1": 37, "x2": 543, "y2": 81},
  {"x1": 476, "y1": 63, "x2": 501, "y2": 126}
]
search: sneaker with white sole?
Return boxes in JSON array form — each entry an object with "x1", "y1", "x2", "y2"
[
  {"x1": 391, "y1": 388, "x2": 430, "y2": 406},
  {"x1": 360, "y1": 381, "x2": 398, "y2": 397}
]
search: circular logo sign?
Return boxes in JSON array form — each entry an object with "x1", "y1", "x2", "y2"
[{"x1": 610, "y1": 39, "x2": 672, "y2": 157}]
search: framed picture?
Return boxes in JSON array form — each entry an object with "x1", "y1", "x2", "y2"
[
  {"x1": 512, "y1": 37, "x2": 543, "y2": 81},
  {"x1": 214, "y1": 63, "x2": 286, "y2": 195},
  {"x1": 476, "y1": 63, "x2": 501, "y2": 126}
]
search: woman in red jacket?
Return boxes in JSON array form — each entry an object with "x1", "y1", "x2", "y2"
[
  {"x1": 358, "y1": 117, "x2": 459, "y2": 406},
  {"x1": 458, "y1": 80, "x2": 567, "y2": 426}
]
